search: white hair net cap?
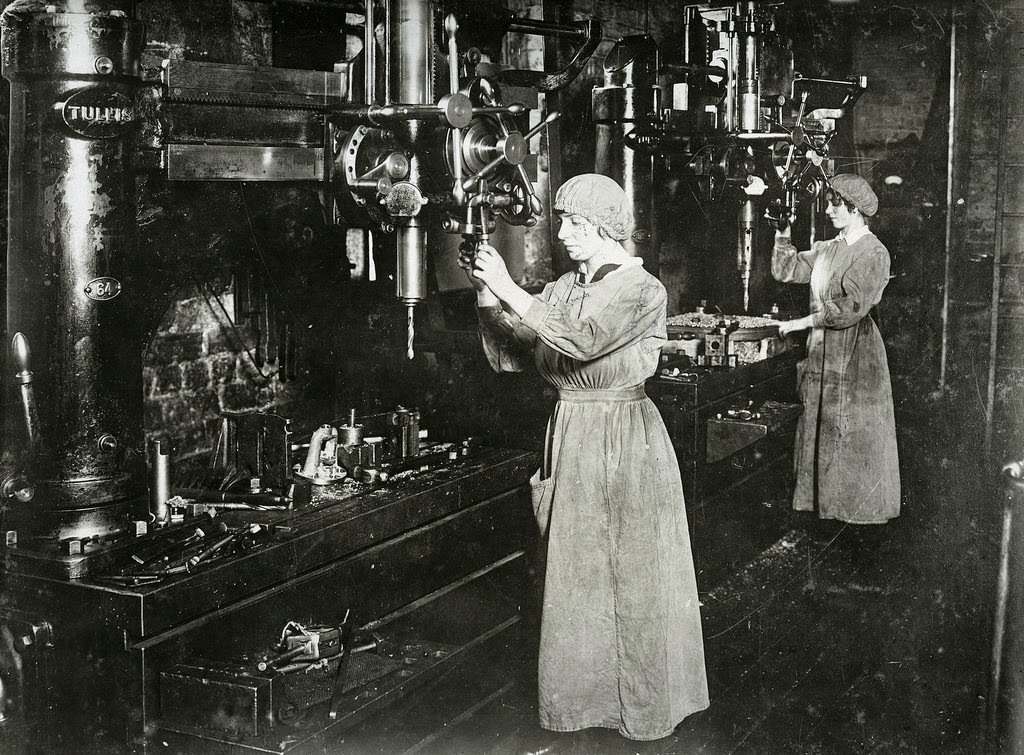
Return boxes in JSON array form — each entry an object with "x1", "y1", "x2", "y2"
[
  {"x1": 829, "y1": 173, "x2": 879, "y2": 217},
  {"x1": 553, "y1": 173, "x2": 635, "y2": 241}
]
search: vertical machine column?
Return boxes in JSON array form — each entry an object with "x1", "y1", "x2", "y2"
[
  {"x1": 388, "y1": 0, "x2": 434, "y2": 358},
  {"x1": 1, "y1": 1, "x2": 146, "y2": 539},
  {"x1": 592, "y1": 35, "x2": 660, "y2": 270}
]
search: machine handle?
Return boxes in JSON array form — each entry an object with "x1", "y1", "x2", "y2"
[
  {"x1": 11, "y1": 333, "x2": 41, "y2": 450},
  {"x1": 783, "y1": 89, "x2": 810, "y2": 177},
  {"x1": 1, "y1": 476, "x2": 34, "y2": 504},
  {"x1": 490, "y1": 109, "x2": 546, "y2": 218},
  {"x1": 497, "y1": 18, "x2": 602, "y2": 92},
  {"x1": 330, "y1": 96, "x2": 472, "y2": 129},
  {"x1": 471, "y1": 104, "x2": 527, "y2": 116},
  {"x1": 461, "y1": 111, "x2": 558, "y2": 193},
  {"x1": 446, "y1": 14, "x2": 467, "y2": 205},
  {"x1": 1003, "y1": 459, "x2": 1024, "y2": 483}
]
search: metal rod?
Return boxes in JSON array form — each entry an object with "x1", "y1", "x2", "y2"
[
  {"x1": 938, "y1": 6, "x2": 957, "y2": 392},
  {"x1": 174, "y1": 488, "x2": 290, "y2": 506},
  {"x1": 364, "y1": 0, "x2": 375, "y2": 104},
  {"x1": 783, "y1": 90, "x2": 809, "y2": 176},
  {"x1": 987, "y1": 490, "x2": 1013, "y2": 749},
  {"x1": 462, "y1": 154, "x2": 505, "y2": 190},
  {"x1": 149, "y1": 439, "x2": 171, "y2": 526},
  {"x1": 508, "y1": 16, "x2": 586, "y2": 39},
  {"x1": 734, "y1": 131, "x2": 794, "y2": 142},
  {"x1": 726, "y1": 29, "x2": 736, "y2": 132},
  {"x1": 446, "y1": 14, "x2": 465, "y2": 204},
  {"x1": 473, "y1": 104, "x2": 527, "y2": 115},
  {"x1": 188, "y1": 528, "x2": 243, "y2": 570},
  {"x1": 984, "y1": 9, "x2": 1012, "y2": 459},
  {"x1": 332, "y1": 102, "x2": 448, "y2": 124},
  {"x1": 522, "y1": 110, "x2": 560, "y2": 141},
  {"x1": 383, "y1": 0, "x2": 391, "y2": 105}
]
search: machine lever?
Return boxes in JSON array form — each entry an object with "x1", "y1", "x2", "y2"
[
  {"x1": 497, "y1": 18, "x2": 602, "y2": 92},
  {"x1": 329, "y1": 97, "x2": 472, "y2": 129},
  {"x1": 783, "y1": 90, "x2": 811, "y2": 178},
  {"x1": 445, "y1": 14, "x2": 466, "y2": 205},
  {"x1": 328, "y1": 611, "x2": 355, "y2": 720},
  {"x1": 471, "y1": 103, "x2": 527, "y2": 116},
  {"x1": 11, "y1": 333, "x2": 41, "y2": 450}
]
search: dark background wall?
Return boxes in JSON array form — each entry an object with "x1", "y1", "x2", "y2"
[{"x1": 0, "y1": 0, "x2": 1017, "y2": 469}]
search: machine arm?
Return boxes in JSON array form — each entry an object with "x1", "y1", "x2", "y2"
[{"x1": 496, "y1": 17, "x2": 602, "y2": 92}]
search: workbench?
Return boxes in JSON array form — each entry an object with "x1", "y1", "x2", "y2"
[
  {"x1": 648, "y1": 349, "x2": 802, "y2": 586},
  {"x1": 0, "y1": 446, "x2": 536, "y2": 753}
]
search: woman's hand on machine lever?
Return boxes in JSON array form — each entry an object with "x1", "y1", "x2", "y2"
[
  {"x1": 458, "y1": 244, "x2": 489, "y2": 294},
  {"x1": 473, "y1": 246, "x2": 516, "y2": 295},
  {"x1": 460, "y1": 244, "x2": 501, "y2": 307},
  {"x1": 473, "y1": 246, "x2": 534, "y2": 317},
  {"x1": 774, "y1": 210, "x2": 794, "y2": 242}
]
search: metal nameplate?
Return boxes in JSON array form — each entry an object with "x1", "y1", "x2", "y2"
[
  {"x1": 62, "y1": 88, "x2": 136, "y2": 140},
  {"x1": 84, "y1": 277, "x2": 122, "y2": 301}
]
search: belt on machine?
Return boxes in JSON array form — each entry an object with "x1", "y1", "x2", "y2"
[{"x1": 556, "y1": 385, "x2": 647, "y2": 403}]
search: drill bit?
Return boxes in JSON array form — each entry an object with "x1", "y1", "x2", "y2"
[{"x1": 407, "y1": 305, "x2": 415, "y2": 360}]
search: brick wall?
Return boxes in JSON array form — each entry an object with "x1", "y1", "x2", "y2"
[
  {"x1": 853, "y1": 31, "x2": 937, "y2": 154},
  {"x1": 962, "y1": 65, "x2": 1004, "y2": 267},
  {"x1": 143, "y1": 293, "x2": 296, "y2": 463},
  {"x1": 935, "y1": 5, "x2": 1018, "y2": 420},
  {"x1": 962, "y1": 2, "x2": 1024, "y2": 457}
]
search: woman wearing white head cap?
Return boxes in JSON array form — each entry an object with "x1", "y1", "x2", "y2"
[
  {"x1": 460, "y1": 173, "x2": 709, "y2": 742},
  {"x1": 772, "y1": 173, "x2": 901, "y2": 524}
]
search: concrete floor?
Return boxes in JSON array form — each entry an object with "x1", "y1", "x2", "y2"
[{"x1": 395, "y1": 395, "x2": 999, "y2": 755}]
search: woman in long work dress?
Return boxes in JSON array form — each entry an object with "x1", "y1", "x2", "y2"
[
  {"x1": 772, "y1": 173, "x2": 901, "y2": 524},
  {"x1": 460, "y1": 173, "x2": 709, "y2": 741}
]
